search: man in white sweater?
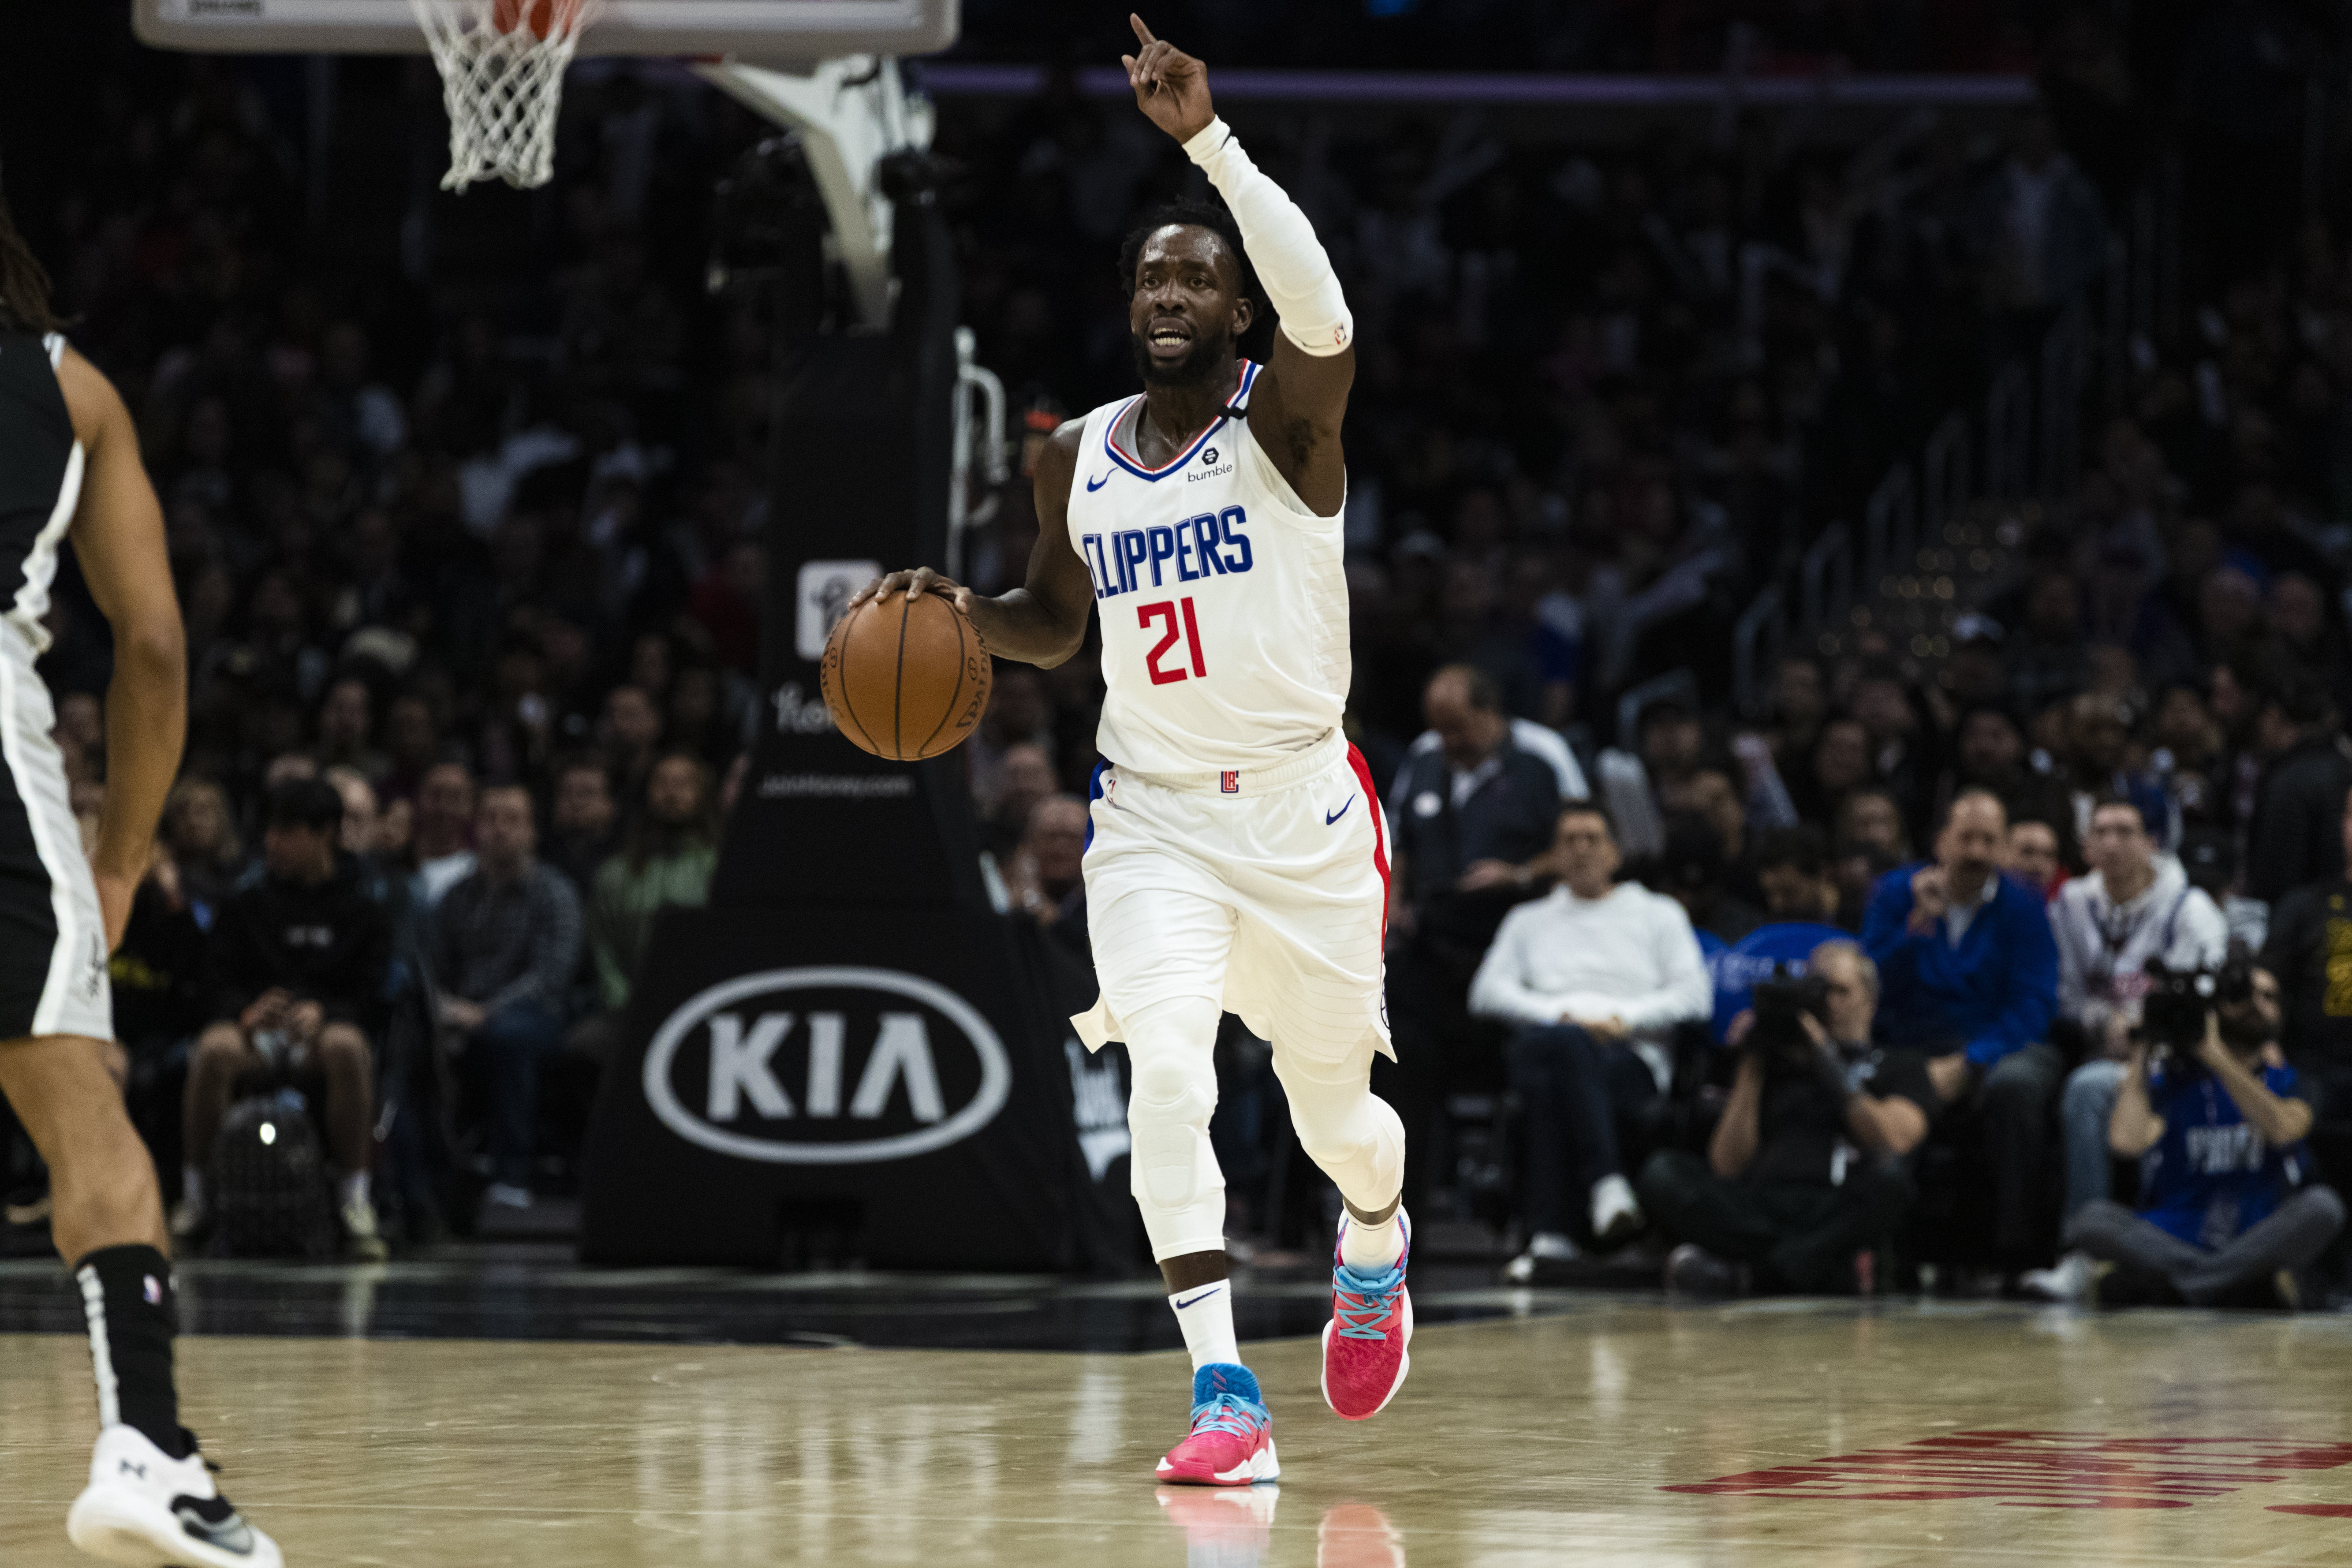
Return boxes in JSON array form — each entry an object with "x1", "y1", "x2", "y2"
[
  {"x1": 2023, "y1": 795, "x2": 2229, "y2": 1302},
  {"x1": 1469, "y1": 801, "x2": 1712, "y2": 1281}
]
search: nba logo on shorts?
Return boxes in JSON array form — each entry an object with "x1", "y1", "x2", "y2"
[{"x1": 1220, "y1": 771, "x2": 1239, "y2": 794}]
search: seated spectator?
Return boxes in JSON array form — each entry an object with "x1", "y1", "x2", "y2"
[
  {"x1": 430, "y1": 785, "x2": 583, "y2": 1217},
  {"x1": 315, "y1": 676, "x2": 387, "y2": 784},
  {"x1": 1640, "y1": 940, "x2": 1938, "y2": 1295},
  {"x1": 544, "y1": 754, "x2": 618, "y2": 898},
  {"x1": 2246, "y1": 669, "x2": 2352, "y2": 903},
  {"x1": 1650, "y1": 814, "x2": 1762, "y2": 944},
  {"x1": 589, "y1": 753, "x2": 719, "y2": 1013},
  {"x1": 2068, "y1": 966, "x2": 2343, "y2": 1306},
  {"x1": 2023, "y1": 797, "x2": 2229, "y2": 1302},
  {"x1": 2181, "y1": 828, "x2": 2266, "y2": 952},
  {"x1": 2003, "y1": 815, "x2": 2066, "y2": 900},
  {"x1": 1594, "y1": 695, "x2": 1704, "y2": 861},
  {"x1": 981, "y1": 741, "x2": 1057, "y2": 861},
  {"x1": 1834, "y1": 788, "x2": 1911, "y2": 866},
  {"x1": 1862, "y1": 788, "x2": 2061, "y2": 1274},
  {"x1": 2061, "y1": 692, "x2": 2176, "y2": 851},
  {"x1": 1470, "y1": 803, "x2": 1710, "y2": 1280},
  {"x1": 1005, "y1": 794, "x2": 1090, "y2": 947},
  {"x1": 1752, "y1": 825, "x2": 1842, "y2": 925},
  {"x1": 410, "y1": 760, "x2": 478, "y2": 908},
  {"x1": 1405, "y1": 712, "x2": 1590, "y2": 804},
  {"x1": 175, "y1": 780, "x2": 391, "y2": 1260},
  {"x1": 1384, "y1": 662, "x2": 1564, "y2": 1216},
  {"x1": 161, "y1": 777, "x2": 248, "y2": 921}
]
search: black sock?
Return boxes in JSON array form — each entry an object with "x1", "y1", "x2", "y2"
[{"x1": 74, "y1": 1244, "x2": 190, "y2": 1460}]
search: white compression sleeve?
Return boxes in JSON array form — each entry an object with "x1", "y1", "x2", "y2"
[{"x1": 1184, "y1": 117, "x2": 1353, "y2": 358}]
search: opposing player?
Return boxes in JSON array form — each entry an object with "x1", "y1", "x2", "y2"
[
  {"x1": 0, "y1": 193, "x2": 281, "y2": 1565},
  {"x1": 853, "y1": 15, "x2": 1405, "y2": 1485}
]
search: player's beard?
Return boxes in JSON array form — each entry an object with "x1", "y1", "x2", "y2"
[{"x1": 1132, "y1": 326, "x2": 1231, "y2": 390}]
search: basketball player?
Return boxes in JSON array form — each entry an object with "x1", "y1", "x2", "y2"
[
  {"x1": 853, "y1": 15, "x2": 1403, "y2": 1486},
  {"x1": 0, "y1": 194, "x2": 281, "y2": 1565}
]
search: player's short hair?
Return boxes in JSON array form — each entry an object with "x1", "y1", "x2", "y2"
[{"x1": 1117, "y1": 197, "x2": 1263, "y2": 312}]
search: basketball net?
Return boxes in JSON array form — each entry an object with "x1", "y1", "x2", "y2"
[{"x1": 409, "y1": 0, "x2": 598, "y2": 191}]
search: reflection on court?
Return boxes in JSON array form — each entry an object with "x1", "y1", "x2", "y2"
[{"x1": 7, "y1": 1297, "x2": 2352, "y2": 1565}]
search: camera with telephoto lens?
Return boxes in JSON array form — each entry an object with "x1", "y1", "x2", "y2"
[
  {"x1": 2137, "y1": 956, "x2": 2258, "y2": 1072},
  {"x1": 1749, "y1": 966, "x2": 1831, "y2": 1058}
]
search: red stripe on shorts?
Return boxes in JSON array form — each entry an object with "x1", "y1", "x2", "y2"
[{"x1": 1344, "y1": 742, "x2": 1390, "y2": 943}]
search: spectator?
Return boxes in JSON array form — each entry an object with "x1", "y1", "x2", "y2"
[
  {"x1": 599, "y1": 683, "x2": 666, "y2": 810},
  {"x1": 1752, "y1": 825, "x2": 1843, "y2": 925},
  {"x1": 430, "y1": 785, "x2": 584, "y2": 1217},
  {"x1": 1006, "y1": 794, "x2": 1092, "y2": 961},
  {"x1": 1404, "y1": 712, "x2": 1590, "y2": 805},
  {"x1": 982, "y1": 741, "x2": 1058, "y2": 861},
  {"x1": 1595, "y1": 697, "x2": 1705, "y2": 861},
  {"x1": 1384, "y1": 663, "x2": 1563, "y2": 1215},
  {"x1": 175, "y1": 780, "x2": 391, "y2": 1260},
  {"x1": 161, "y1": 777, "x2": 249, "y2": 920},
  {"x1": 1862, "y1": 788, "x2": 2061, "y2": 1273},
  {"x1": 1651, "y1": 815, "x2": 1762, "y2": 944},
  {"x1": 2068, "y1": 966, "x2": 2342, "y2": 1306},
  {"x1": 1470, "y1": 803, "x2": 1710, "y2": 1281},
  {"x1": 323, "y1": 766, "x2": 381, "y2": 861},
  {"x1": 2024, "y1": 798, "x2": 2230, "y2": 1301},
  {"x1": 2245, "y1": 671, "x2": 2352, "y2": 903},
  {"x1": 315, "y1": 677, "x2": 387, "y2": 784},
  {"x1": 1641, "y1": 940, "x2": 1938, "y2": 1295},
  {"x1": 2003, "y1": 815, "x2": 2067, "y2": 899},
  {"x1": 410, "y1": 761, "x2": 479, "y2": 907},
  {"x1": 588, "y1": 753, "x2": 719, "y2": 1013},
  {"x1": 2259, "y1": 786, "x2": 2352, "y2": 1155},
  {"x1": 1834, "y1": 788, "x2": 1910, "y2": 865},
  {"x1": 2061, "y1": 693, "x2": 2174, "y2": 852},
  {"x1": 544, "y1": 755, "x2": 619, "y2": 898}
]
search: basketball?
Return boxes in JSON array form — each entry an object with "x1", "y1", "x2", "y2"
[
  {"x1": 489, "y1": 0, "x2": 560, "y2": 41},
  {"x1": 821, "y1": 590, "x2": 992, "y2": 761}
]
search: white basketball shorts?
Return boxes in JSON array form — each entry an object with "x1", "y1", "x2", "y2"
[
  {"x1": 0, "y1": 631, "x2": 109, "y2": 1042},
  {"x1": 1071, "y1": 727, "x2": 1393, "y2": 1065}
]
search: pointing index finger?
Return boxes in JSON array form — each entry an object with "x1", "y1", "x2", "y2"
[{"x1": 1130, "y1": 12, "x2": 1156, "y2": 46}]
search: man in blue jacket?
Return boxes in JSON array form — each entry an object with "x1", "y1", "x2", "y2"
[{"x1": 1863, "y1": 787, "x2": 2062, "y2": 1273}]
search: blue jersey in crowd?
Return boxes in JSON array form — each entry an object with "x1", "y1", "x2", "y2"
[
  {"x1": 1707, "y1": 921, "x2": 1848, "y2": 1042},
  {"x1": 2139, "y1": 1060, "x2": 2308, "y2": 1248}
]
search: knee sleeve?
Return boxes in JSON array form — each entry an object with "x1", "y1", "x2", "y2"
[
  {"x1": 1121, "y1": 996, "x2": 1227, "y2": 1260},
  {"x1": 1275, "y1": 1048, "x2": 1404, "y2": 1214}
]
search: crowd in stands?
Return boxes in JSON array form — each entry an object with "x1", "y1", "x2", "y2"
[{"x1": 8, "y1": 7, "x2": 2352, "y2": 1303}]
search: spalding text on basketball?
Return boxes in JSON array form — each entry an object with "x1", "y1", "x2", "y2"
[{"x1": 642, "y1": 967, "x2": 1011, "y2": 1165}]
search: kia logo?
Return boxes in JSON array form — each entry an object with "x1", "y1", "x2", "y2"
[{"x1": 643, "y1": 967, "x2": 1011, "y2": 1164}]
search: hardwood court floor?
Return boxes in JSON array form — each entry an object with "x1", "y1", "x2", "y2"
[{"x1": 7, "y1": 1297, "x2": 2352, "y2": 1566}]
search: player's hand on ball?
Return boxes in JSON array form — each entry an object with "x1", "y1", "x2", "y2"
[
  {"x1": 851, "y1": 567, "x2": 974, "y2": 617},
  {"x1": 1123, "y1": 15, "x2": 1214, "y2": 142}
]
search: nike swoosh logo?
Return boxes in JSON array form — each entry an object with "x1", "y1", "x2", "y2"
[
  {"x1": 1172, "y1": 1286, "x2": 1225, "y2": 1310},
  {"x1": 1086, "y1": 472, "x2": 1111, "y2": 491},
  {"x1": 173, "y1": 1501, "x2": 256, "y2": 1555},
  {"x1": 1325, "y1": 795, "x2": 1356, "y2": 826}
]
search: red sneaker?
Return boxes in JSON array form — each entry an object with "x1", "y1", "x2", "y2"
[
  {"x1": 1156, "y1": 1364, "x2": 1280, "y2": 1486},
  {"x1": 1321, "y1": 1220, "x2": 1413, "y2": 1421}
]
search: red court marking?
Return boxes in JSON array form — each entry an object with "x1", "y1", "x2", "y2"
[
  {"x1": 1664, "y1": 1431, "x2": 2352, "y2": 1510},
  {"x1": 2270, "y1": 1504, "x2": 2352, "y2": 1517}
]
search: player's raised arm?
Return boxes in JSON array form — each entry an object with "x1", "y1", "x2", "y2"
[
  {"x1": 55, "y1": 347, "x2": 186, "y2": 949},
  {"x1": 1124, "y1": 14, "x2": 1354, "y2": 516},
  {"x1": 848, "y1": 419, "x2": 1097, "y2": 669}
]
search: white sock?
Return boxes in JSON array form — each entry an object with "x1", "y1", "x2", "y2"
[
  {"x1": 337, "y1": 1172, "x2": 370, "y2": 1210},
  {"x1": 1169, "y1": 1280, "x2": 1242, "y2": 1371},
  {"x1": 1340, "y1": 1203, "x2": 1408, "y2": 1273},
  {"x1": 180, "y1": 1167, "x2": 203, "y2": 1209}
]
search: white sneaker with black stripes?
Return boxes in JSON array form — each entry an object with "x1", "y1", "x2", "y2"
[{"x1": 66, "y1": 1424, "x2": 281, "y2": 1568}]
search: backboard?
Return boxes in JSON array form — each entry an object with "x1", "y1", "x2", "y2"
[{"x1": 133, "y1": 0, "x2": 959, "y2": 60}]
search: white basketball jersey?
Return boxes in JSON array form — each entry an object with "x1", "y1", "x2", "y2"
[{"x1": 1067, "y1": 361, "x2": 1349, "y2": 774}]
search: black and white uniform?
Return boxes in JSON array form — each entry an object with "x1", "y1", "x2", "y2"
[{"x1": 0, "y1": 332, "x2": 108, "y2": 1041}]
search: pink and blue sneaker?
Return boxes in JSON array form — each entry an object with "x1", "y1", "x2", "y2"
[
  {"x1": 1157, "y1": 1363, "x2": 1281, "y2": 1486},
  {"x1": 1321, "y1": 1217, "x2": 1413, "y2": 1421}
]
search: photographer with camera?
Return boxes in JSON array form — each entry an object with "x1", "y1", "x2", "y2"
[
  {"x1": 2022, "y1": 797, "x2": 2229, "y2": 1303},
  {"x1": 1639, "y1": 941, "x2": 1940, "y2": 1295},
  {"x1": 2065, "y1": 963, "x2": 2343, "y2": 1307}
]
